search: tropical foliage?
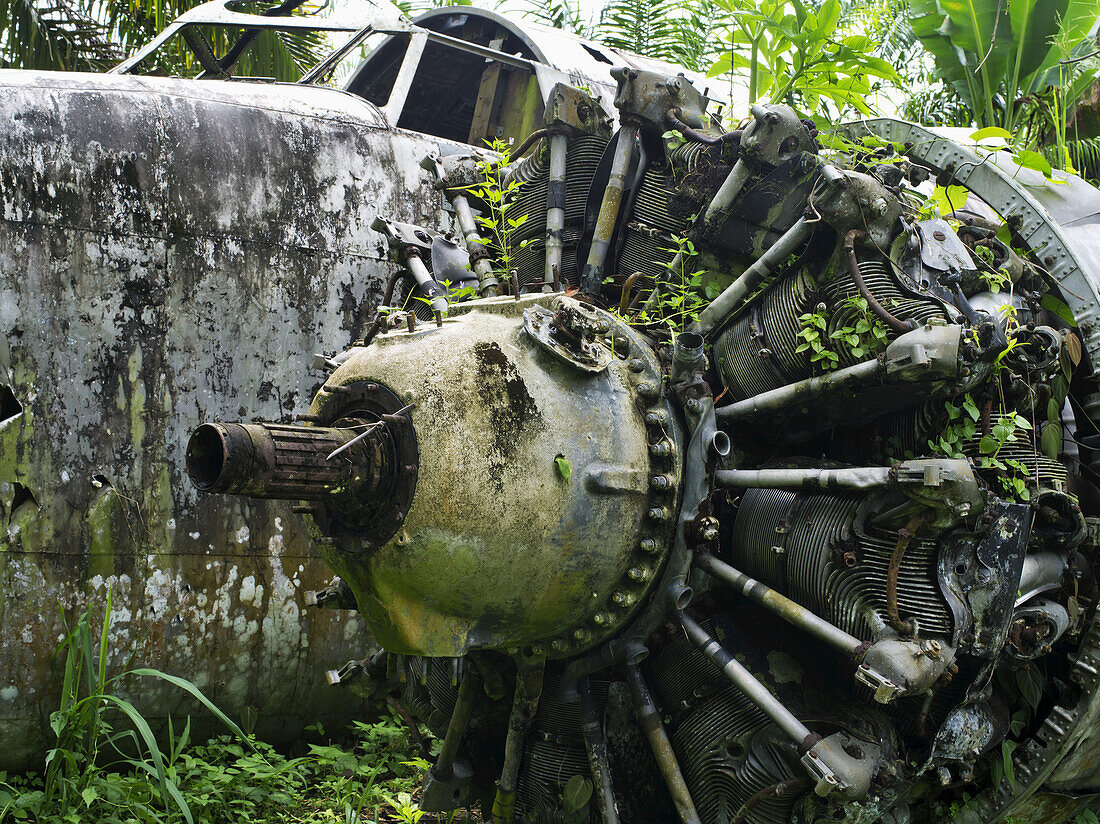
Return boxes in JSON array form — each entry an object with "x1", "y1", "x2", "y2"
[
  {"x1": 909, "y1": 0, "x2": 1099, "y2": 132},
  {"x1": 706, "y1": 0, "x2": 900, "y2": 114}
]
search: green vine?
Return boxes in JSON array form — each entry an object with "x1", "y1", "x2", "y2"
[
  {"x1": 929, "y1": 392, "x2": 1034, "y2": 501},
  {"x1": 796, "y1": 296, "x2": 890, "y2": 371}
]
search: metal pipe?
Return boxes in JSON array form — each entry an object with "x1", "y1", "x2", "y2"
[
  {"x1": 671, "y1": 332, "x2": 705, "y2": 384},
  {"x1": 420, "y1": 156, "x2": 500, "y2": 297},
  {"x1": 1017, "y1": 552, "x2": 1068, "y2": 606},
  {"x1": 405, "y1": 251, "x2": 449, "y2": 314},
  {"x1": 695, "y1": 216, "x2": 813, "y2": 334},
  {"x1": 511, "y1": 128, "x2": 550, "y2": 161},
  {"x1": 843, "y1": 230, "x2": 915, "y2": 334},
  {"x1": 544, "y1": 133, "x2": 569, "y2": 290},
  {"x1": 695, "y1": 553, "x2": 865, "y2": 656},
  {"x1": 453, "y1": 196, "x2": 500, "y2": 296},
  {"x1": 679, "y1": 612, "x2": 813, "y2": 747},
  {"x1": 491, "y1": 664, "x2": 544, "y2": 824},
  {"x1": 624, "y1": 666, "x2": 702, "y2": 824},
  {"x1": 619, "y1": 271, "x2": 641, "y2": 314},
  {"x1": 730, "y1": 778, "x2": 813, "y2": 824},
  {"x1": 715, "y1": 466, "x2": 891, "y2": 491},
  {"x1": 577, "y1": 678, "x2": 620, "y2": 824},
  {"x1": 432, "y1": 672, "x2": 480, "y2": 782},
  {"x1": 716, "y1": 358, "x2": 881, "y2": 423},
  {"x1": 700, "y1": 158, "x2": 750, "y2": 237},
  {"x1": 580, "y1": 124, "x2": 638, "y2": 296},
  {"x1": 186, "y1": 422, "x2": 372, "y2": 499},
  {"x1": 666, "y1": 108, "x2": 740, "y2": 147},
  {"x1": 886, "y1": 515, "x2": 926, "y2": 634}
]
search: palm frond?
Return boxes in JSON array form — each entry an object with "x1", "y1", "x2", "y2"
[
  {"x1": 0, "y1": 0, "x2": 122, "y2": 70},
  {"x1": 1043, "y1": 135, "x2": 1100, "y2": 182},
  {"x1": 520, "y1": 0, "x2": 594, "y2": 38},
  {"x1": 597, "y1": 0, "x2": 725, "y2": 70}
]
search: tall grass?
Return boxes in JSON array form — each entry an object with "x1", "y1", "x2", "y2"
[{"x1": 0, "y1": 590, "x2": 438, "y2": 824}]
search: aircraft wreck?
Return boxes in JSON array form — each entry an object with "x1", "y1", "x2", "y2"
[
  {"x1": 7, "y1": 2, "x2": 1100, "y2": 823},
  {"x1": 0, "y1": 0, "x2": 715, "y2": 771}
]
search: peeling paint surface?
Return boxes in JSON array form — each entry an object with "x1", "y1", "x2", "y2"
[{"x1": 0, "y1": 69, "x2": 452, "y2": 769}]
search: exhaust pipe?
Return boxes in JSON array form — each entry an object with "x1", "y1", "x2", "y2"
[{"x1": 186, "y1": 421, "x2": 375, "y2": 500}]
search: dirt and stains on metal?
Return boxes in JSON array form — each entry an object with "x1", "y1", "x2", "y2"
[{"x1": 0, "y1": 68, "x2": 453, "y2": 769}]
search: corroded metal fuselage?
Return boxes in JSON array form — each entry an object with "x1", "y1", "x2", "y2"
[{"x1": 0, "y1": 69, "x2": 453, "y2": 767}]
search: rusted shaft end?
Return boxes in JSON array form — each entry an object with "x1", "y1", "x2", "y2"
[{"x1": 187, "y1": 422, "x2": 365, "y2": 500}]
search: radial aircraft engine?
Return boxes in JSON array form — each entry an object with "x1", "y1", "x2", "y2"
[{"x1": 188, "y1": 63, "x2": 1100, "y2": 824}]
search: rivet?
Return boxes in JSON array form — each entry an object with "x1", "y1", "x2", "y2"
[
  {"x1": 628, "y1": 358, "x2": 645, "y2": 372},
  {"x1": 637, "y1": 382, "x2": 659, "y2": 399},
  {"x1": 639, "y1": 538, "x2": 659, "y2": 553},
  {"x1": 551, "y1": 639, "x2": 570, "y2": 652},
  {"x1": 628, "y1": 566, "x2": 649, "y2": 582},
  {"x1": 650, "y1": 474, "x2": 672, "y2": 490},
  {"x1": 645, "y1": 410, "x2": 668, "y2": 426},
  {"x1": 573, "y1": 628, "x2": 591, "y2": 642},
  {"x1": 592, "y1": 612, "x2": 610, "y2": 626}
]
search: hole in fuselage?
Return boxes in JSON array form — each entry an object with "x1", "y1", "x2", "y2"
[
  {"x1": 8, "y1": 482, "x2": 37, "y2": 524},
  {"x1": 0, "y1": 384, "x2": 22, "y2": 423}
]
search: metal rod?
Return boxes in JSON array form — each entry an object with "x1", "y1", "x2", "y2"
[
  {"x1": 666, "y1": 107, "x2": 740, "y2": 147},
  {"x1": 680, "y1": 612, "x2": 813, "y2": 746},
  {"x1": 432, "y1": 672, "x2": 480, "y2": 782},
  {"x1": 491, "y1": 663, "x2": 544, "y2": 824},
  {"x1": 843, "y1": 230, "x2": 915, "y2": 334},
  {"x1": 695, "y1": 216, "x2": 812, "y2": 334},
  {"x1": 695, "y1": 553, "x2": 864, "y2": 656},
  {"x1": 624, "y1": 665, "x2": 702, "y2": 824},
  {"x1": 700, "y1": 158, "x2": 750, "y2": 237},
  {"x1": 577, "y1": 678, "x2": 620, "y2": 824},
  {"x1": 326, "y1": 421, "x2": 383, "y2": 460},
  {"x1": 716, "y1": 358, "x2": 881, "y2": 422},
  {"x1": 382, "y1": 29, "x2": 428, "y2": 124},
  {"x1": 714, "y1": 466, "x2": 891, "y2": 491},
  {"x1": 386, "y1": 695, "x2": 430, "y2": 756},
  {"x1": 580, "y1": 124, "x2": 638, "y2": 296},
  {"x1": 544, "y1": 133, "x2": 569, "y2": 290},
  {"x1": 405, "y1": 252, "x2": 449, "y2": 314},
  {"x1": 453, "y1": 195, "x2": 500, "y2": 296}
]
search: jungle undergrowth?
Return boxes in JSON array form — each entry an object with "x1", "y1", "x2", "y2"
[
  {"x1": 0, "y1": 595, "x2": 456, "y2": 824},
  {"x1": 795, "y1": 295, "x2": 889, "y2": 372},
  {"x1": 625, "y1": 228, "x2": 718, "y2": 337}
]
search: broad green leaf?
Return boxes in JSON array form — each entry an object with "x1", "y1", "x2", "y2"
[
  {"x1": 1014, "y1": 148, "x2": 1053, "y2": 176},
  {"x1": 555, "y1": 456, "x2": 572, "y2": 481},
  {"x1": 932, "y1": 184, "x2": 971, "y2": 215},
  {"x1": 1041, "y1": 423, "x2": 1062, "y2": 459},
  {"x1": 562, "y1": 775, "x2": 593, "y2": 815},
  {"x1": 970, "y1": 126, "x2": 1015, "y2": 143},
  {"x1": 1040, "y1": 293, "x2": 1077, "y2": 327}
]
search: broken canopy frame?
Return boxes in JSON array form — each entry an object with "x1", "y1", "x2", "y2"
[{"x1": 109, "y1": 0, "x2": 723, "y2": 131}]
